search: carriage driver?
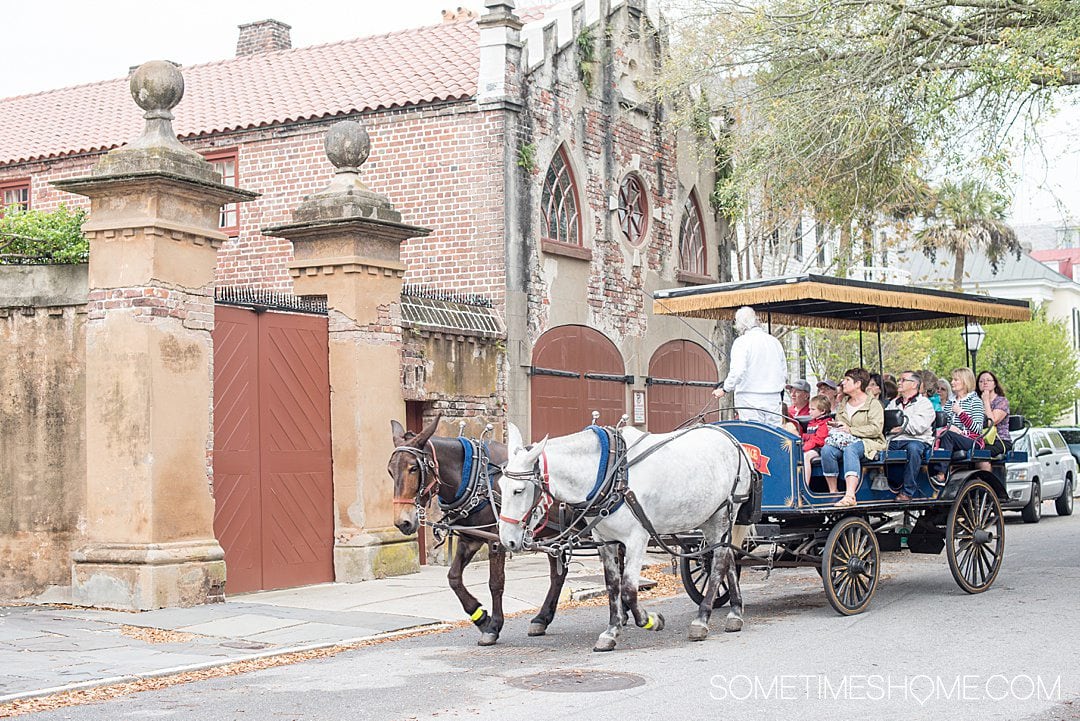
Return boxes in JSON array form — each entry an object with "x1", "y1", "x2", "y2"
[{"x1": 712, "y1": 306, "x2": 787, "y2": 427}]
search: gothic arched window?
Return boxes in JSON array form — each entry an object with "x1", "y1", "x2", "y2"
[
  {"x1": 541, "y1": 148, "x2": 581, "y2": 246},
  {"x1": 679, "y1": 192, "x2": 706, "y2": 276},
  {"x1": 617, "y1": 174, "x2": 648, "y2": 244}
]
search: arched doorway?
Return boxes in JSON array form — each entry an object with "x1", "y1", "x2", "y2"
[
  {"x1": 530, "y1": 325, "x2": 627, "y2": 439},
  {"x1": 646, "y1": 340, "x2": 718, "y2": 432}
]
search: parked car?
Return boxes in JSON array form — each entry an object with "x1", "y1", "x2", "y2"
[
  {"x1": 1055, "y1": 427, "x2": 1080, "y2": 467},
  {"x1": 1004, "y1": 428, "x2": 1077, "y2": 523}
]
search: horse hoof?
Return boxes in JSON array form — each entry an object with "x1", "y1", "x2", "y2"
[
  {"x1": 647, "y1": 613, "x2": 666, "y2": 632},
  {"x1": 478, "y1": 632, "x2": 499, "y2": 647},
  {"x1": 725, "y1": 616, "x2": 743, "y2": 633},
  {"x1": 527, "y1": 622, "x2": 548, "y2": 637},
  {"x1": 593, "y1": 635, "x2": 617, "y2": 652},
  {"x1": 688, "y1": 622, "x2": 709, "y2": 642}
]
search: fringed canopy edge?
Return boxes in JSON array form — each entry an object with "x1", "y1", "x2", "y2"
[{"x1": 652, "y1": 279, "x2": 1031, "y2": 331}]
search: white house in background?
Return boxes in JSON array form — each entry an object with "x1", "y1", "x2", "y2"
[{"x1": 898, "y1": 245, "x2": 1080, "y2": 423}]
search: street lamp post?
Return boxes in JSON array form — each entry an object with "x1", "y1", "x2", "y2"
[{"x1": 961, "y1": 320, "x2": 986, "y2": 371}]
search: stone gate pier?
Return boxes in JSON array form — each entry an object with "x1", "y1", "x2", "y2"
[{"x1": 54, "y1": 61, "x2": 256, "y2": 609}]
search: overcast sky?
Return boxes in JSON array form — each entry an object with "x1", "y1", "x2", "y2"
[
  {"x1": 0, "y1": 0, "x2": 468, "y2": 97},
  {"x1": 2, "y1": 0, "x2": 1075, "y2": 228}
]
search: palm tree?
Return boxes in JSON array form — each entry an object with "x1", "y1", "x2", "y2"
[{"x1": 916, "y1": 179, "x2": 1021, "y2": 290}]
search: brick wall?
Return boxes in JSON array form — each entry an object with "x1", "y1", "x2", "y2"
[{"x1": 0, "y1": 100, "x2": 507, "y2": 306}]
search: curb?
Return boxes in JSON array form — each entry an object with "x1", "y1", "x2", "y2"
[{"x1": 0, "y1": 622, "x2": 453, "y2": 706}]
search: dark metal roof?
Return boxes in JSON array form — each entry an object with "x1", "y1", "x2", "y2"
[{"x1": 653, "y1": 274, "x2": 1031, "y2": 330}]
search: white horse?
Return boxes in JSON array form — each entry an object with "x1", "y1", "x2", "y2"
[{"x1": 498, "y1": 422, "x2": 753, "y2": 651}]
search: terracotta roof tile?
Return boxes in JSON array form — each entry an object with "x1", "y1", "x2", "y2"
[{"x1": 0, "y1": 21, "x2": 479, "y2": 166}]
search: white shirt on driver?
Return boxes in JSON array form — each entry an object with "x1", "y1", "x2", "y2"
[{"x1": 722, "y1": 326, "x2": 786, "y2": 395}]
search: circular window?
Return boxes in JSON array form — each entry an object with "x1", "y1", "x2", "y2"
[{"x1": 617, "y1": 175, "x2": 648, "y2": 244}]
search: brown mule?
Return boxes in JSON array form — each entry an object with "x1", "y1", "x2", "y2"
[{"x1": 388, "y1": 416, "x2": 571, "y2": 646}]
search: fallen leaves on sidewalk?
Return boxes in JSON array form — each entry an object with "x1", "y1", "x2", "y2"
[
  {"x1": 559, "y1": 563, "x2": 682, "y2": 609},
  {"x1": 118, "y1": 626, "x2": 198, "y2": 645},
  {"x1": 0, "y1": 625, "x2": 450, "y2": 718}
]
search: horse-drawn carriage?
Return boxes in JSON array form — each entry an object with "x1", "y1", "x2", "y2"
[
  {"x1": 654, "y1": 274, "x2": 1032, "y2": 615},
  {"x1": 391, "y1": 274, "x2": 1032, "y2": 650}
]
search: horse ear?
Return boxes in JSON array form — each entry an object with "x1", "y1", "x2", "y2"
[
  {"x1": 518, "y1": 435, "x2": 548, "y2": 466},
  {"x1": 390, "y1": 420, "x2": 406, "y2": 444},
  {"x1": 507, "y1": 422, "x2": 524, "y2": 454},
  {"x1": 412, "y1": 413, "x2": 442, "y2": 447}
]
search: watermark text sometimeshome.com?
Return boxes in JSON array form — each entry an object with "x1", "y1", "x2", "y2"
[{"x1": 709, "y1": 674, "x2": 1062, "y2": 705}]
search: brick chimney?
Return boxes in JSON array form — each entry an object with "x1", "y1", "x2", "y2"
[{"x1": 236, "y1": 19, "x2": 292, "y2": 56}]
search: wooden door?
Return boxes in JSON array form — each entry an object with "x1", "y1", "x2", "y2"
[{"x1": 213, "y1": 305, "x2": 333, "y2": 594}]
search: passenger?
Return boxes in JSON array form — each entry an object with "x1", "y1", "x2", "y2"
[
  {"x1": 787, "y1": 379, "x2": 812, "y2": 419},
  {"x1": 780, "y1": 403, "x2": 801, "y2": 435},
  {"x1": 816, "y1": 379, "x2": 839, "y2": 410},
  {"x1": 712, "y1": 306, "x2": 787, "y2": 426},
  {"x1": 801, "y1": 395, "x2": 832, "y2": 476},
  {"x1": 820, "y1": 368, "x2": 887, "y2": 507},
  {"x1": 930, "y1": 367, "x2": 986, "y2": 484},
  {"x1": 867, "y1": 373, "x2": 883, "y2": 401},
  {"x1": 977, "y1": 370, "x2": 1012, "y2": 454},
  {"x1": 920, "y1": 370, "x2": 942, "y2": 411},
  {"x1": 882, "y1": 377, "x2": 898, "y2": 404},
  {"x1": 937, "y1": 378, "x2": 954, "y2": 407},
  {"x1": 886, "y1": 371, "x2": 937, "y2": 501}
]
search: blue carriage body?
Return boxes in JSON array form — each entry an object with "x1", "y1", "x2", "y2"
[{"x1": 714, "y1": 420, "x2": 1027, "y2": 513}]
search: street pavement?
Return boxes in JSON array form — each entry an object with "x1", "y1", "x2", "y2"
[
  {"x1": 0, "y1": 550, "x2": 641, "y2": 704},
  {"x1": 4, "y1": 508, "x2": 1080, "y2": 720}
]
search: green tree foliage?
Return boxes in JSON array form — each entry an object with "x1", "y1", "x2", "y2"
[
  {"x1": 916, "y1": 179, "x2": 1021, "y2": 290},
  {"x1": 0, "y1": 204, "x2": 88, "y2": 264},
  {"x1": 657, "y1": 0, "x2": 1080, "y2": 267},
  {"x1": 973, "y1": 309, "x2": 1080, "y2": 425},
  {"x1": 802, "y1": 327, "x2": 937, "y2": 382}
]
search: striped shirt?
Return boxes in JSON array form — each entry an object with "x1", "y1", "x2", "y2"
[{"x1": 947, "y1": 391, "x2": 985, "y2": 436}]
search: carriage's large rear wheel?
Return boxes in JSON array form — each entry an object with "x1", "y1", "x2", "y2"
[
  {"x1": 679, "y1": 550, "x2": 741, "y2": 608},
  {"x1": 947, "y1": 479, "x2": 1005, "y2": 594},
  {"x1": 822, "y1": 516, "x2": 880, "y2": 616}
]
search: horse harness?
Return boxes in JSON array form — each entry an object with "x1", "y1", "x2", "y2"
[
  {"x1": 392, "y1": 438, "x2": 501, "y2": 544},
  {"x1": 504, "y1": 424, "x2": 762, "y2": 561}
]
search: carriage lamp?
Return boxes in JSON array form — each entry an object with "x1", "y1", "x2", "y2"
[{"x1": 961, "y1": 320, "x2": 985, "y2": 371}]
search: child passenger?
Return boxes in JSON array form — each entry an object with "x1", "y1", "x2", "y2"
[{"x1": 801, "y1": 395, "x2": 832, "y2": 474}]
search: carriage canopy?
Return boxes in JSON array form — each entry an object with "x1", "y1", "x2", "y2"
[{"x1": 653, "y1": 274, "x2": 1031, "y2": 331}]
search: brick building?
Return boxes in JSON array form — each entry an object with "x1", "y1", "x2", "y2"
[{"x1": 1, "y1": 0, "x2": 729, "y2": 594}]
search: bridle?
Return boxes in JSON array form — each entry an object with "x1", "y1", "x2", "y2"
[
  {"x1": 498, "y1": 448, "x2": 551, "y2": 527},
  {"x1": 391, "y1": 442, "x2": 441, "y2": 509}
]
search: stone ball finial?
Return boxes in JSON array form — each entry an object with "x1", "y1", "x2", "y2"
[
  {"x1": 325, "y1": 121, "x2": 371, "y2": 173},
  {"x1": 129, "y1": 61, "x2": 184, "y2": 117}
]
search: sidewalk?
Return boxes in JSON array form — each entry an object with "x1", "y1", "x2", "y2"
[{"x1": 0, "y1": 552, "x2": 651, "y2": 704}]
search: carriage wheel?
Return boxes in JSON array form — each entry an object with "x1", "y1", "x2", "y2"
[
  {"x1": 822, "y1": 516, "x2": 880, "y2": 616},
  {"x1": 679, "y1": 550, "x2": 741, "y2": 608},
  {"x1": 947, "y1": 479, "x2": 1005, "y2": 594}
]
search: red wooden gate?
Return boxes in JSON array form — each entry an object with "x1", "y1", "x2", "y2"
[
  {"x1": 530, "y1": 325, "x2": 627, "y2": 439},
  {"x1": 213, "y1": 305, "x2": 334, "y2": 594},
  {"x1": 646, "y1": 340, "x2": 719, "y2": 432}
]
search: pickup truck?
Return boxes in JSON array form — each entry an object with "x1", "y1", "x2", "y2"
[{"x1": 1005, "y1": 427, "x2": 1077, "y2": 523}]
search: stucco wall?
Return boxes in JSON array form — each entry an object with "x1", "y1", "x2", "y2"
[
  {"x1": 504, "y1": 2, "x2": 728, "y2": 434},
  {"x1": 0, "y1": 264, "x2": 87, "y2": 599},
  {"x1": 402, "y1": 331, "x2": 505, "y2": 439}
]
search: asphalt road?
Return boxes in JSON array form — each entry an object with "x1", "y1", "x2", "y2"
[{"x1": 21, "y1": 508, "x2": 1080, "y2": 721}]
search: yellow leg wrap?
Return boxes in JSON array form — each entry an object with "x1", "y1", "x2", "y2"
[
  {"x1": 470, "y1": 607, "x2": 485, "y2": 622},
  {"x1": 643, "y1": 614, "x2": 655, "y2": 630}
]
